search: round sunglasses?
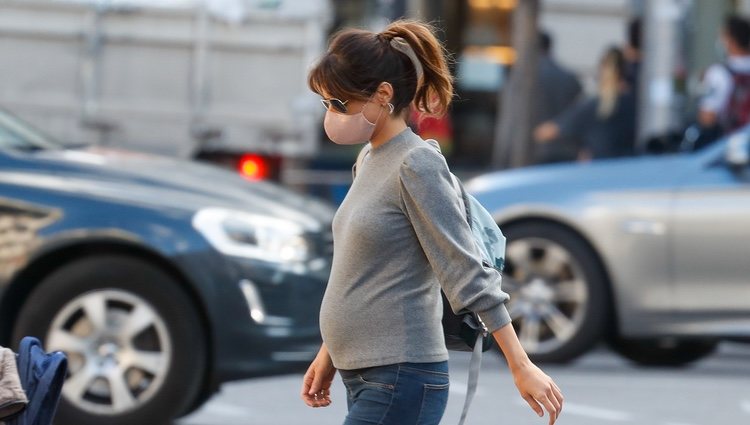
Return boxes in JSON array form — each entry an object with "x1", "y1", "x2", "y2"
[{"x1": 320, "y1": 98, "x2": 348, "y2": 113}]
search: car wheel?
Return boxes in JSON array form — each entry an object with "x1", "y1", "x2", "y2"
[
  {"x1": 501, "y1": 222, "x2": 610, "y2": 363},
  {"x1": 12, "y1": 255, "x2": 207, "y2": 425},
  {"x1": 610, "y1": 338, "x2": 718, "y2": 367}
]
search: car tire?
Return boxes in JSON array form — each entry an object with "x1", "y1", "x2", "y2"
[
  {"x1": 176, "y1": 387, "x2": 217, "y2": 418},
  {"x1": 610, "y1": 338, "x2": 718, "y2": 367},
  {"x1": 12, "y1": 255, "x2": 207, "y2": 425},
  {"x1": 500, "y1": 221, "x2": 611, "y2": 363}
]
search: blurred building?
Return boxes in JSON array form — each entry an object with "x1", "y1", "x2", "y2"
[
  {"x1": 0, "y1": 0, "x2": 332, "y2": 181},
  {"x1": 2, "y1": 0, "x2": 749, "y2": 202},
  {"x1": 330, "y1": 0, "x2": 632, "y2": 166},
  {"x1": 329, "y1": 0, "x2": 750, "y2": 167}
]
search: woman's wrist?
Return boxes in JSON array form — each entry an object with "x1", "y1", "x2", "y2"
[
  {"x1": 507, "y1": 354, "x2": 533, "y2": 374},
  {"x1": 317, "y1": 343, "x2": 333, "y2": 365},
  {"x1": 492, "y1": 323, "x2": 532, "y2": 372}
]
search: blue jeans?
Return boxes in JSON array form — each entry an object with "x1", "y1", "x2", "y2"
[{"x1": 340, "y1": 361, "x2": 449, "y2": 425}]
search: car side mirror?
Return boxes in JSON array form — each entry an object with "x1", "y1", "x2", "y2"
[{"x1": 725, "y1": 133, "x2": 750, "y2": 169}]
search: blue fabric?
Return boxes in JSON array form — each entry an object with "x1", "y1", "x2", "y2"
[
  {"x1": 423, "y1": 138, "x2": 506, "y2": 273},
  {"x1": 8, "y1": 337, "x2": 67, "y2": 425},
  {"x1": 340, "y1": 361, "x2": 449, "y2": 425},
  {"x1": 464, "y1": 190, "x2": 506, "y2": 272}
]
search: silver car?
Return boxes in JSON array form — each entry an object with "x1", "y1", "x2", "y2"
[{"x1": 466, "y1": 130, "x2": 750, "y2": 366}]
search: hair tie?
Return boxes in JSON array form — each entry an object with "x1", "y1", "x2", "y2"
[{"x1": 389, "y1": 36, "x2": 424, "y2": 88}]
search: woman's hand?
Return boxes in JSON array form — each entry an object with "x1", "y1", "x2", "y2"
[
  {"x1": 301, "y1": 344, "x2": 337, "y2": 408},
  {"x1": 492, "y1": 323, "x2": 563, "y2": 424},
  {"x1": 511, "y1": 360, "x2": 564, "y2": 425},
  {"x1": 534, "y1": 122, "x2": 560, "y2": 143}
]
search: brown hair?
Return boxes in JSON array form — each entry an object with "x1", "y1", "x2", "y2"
[
  {"x1": 597, "y1": 46, "x2": 626, "y2": 118},
  {"x1": 308, "y1": 20, "x2": 454, "y2": 116}
]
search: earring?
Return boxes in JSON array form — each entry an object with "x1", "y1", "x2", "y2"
[{"x1": 386, "y1": 103, "x2": 395, "y2": 114}]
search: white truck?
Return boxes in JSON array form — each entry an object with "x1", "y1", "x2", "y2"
[{"x1": 0, "y1": 0, "x2": 331, "y2": 179}]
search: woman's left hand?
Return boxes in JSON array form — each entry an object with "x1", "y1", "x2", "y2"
[{"x1": 511, "y1": 360, "x2": 564, "y2": 425}]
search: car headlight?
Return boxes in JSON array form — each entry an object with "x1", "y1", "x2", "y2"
[{"x1": 193, "y1": 208, "x2": 310, "y2": 263}]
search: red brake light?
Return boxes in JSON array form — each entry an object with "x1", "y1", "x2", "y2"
[{"x1": 238, "y1": 155, "x2": 268, "y2": 181}]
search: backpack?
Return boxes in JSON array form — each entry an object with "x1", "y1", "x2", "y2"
[
  {"x1": 723, "y1": 64, "x2": 750, "y2": 131},
  {"x1": 441, "y1": 162, "x2": 506, "y2": 353},
  {"x1": 354, "y1": 138, "x2": 506, "y2": 425}
]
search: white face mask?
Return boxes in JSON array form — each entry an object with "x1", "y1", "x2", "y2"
[{"x1": 323, "y1": 101, "x2": 383, "y2": 145}]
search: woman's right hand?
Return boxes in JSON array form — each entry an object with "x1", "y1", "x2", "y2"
[
  {"x1": 301, "y1": 344, "x2": 337, "y2": 408},
  {"x1": 511, "y1": 360, "x2": 563, "y2": 425},
  {"x1": 492, "y1": 323, "x2": 563, "y2": 424}
]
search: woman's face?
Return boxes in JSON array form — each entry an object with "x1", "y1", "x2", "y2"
[{"x1": 598, "y1": 56, "x2": 618, "y2": 81}]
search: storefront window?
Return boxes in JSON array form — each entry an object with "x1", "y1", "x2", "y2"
[{"x1": 450, "y1": 0, "x2": 516, "y2": 166}]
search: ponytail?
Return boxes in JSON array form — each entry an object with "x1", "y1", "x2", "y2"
[
  {"x1": 308, "y1": 19, "x2": 454, "y2": 117},
  {"x1": 379, "y1": 20, "x2": 454, "y2": 115}
]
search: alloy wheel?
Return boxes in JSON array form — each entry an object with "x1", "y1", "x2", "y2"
[
  {"x1": 46, "y1": 289, "x2": 172, "y2": 415},
  {"x1": 504, "y1": 237, "x2": 589, "y2": 355}
]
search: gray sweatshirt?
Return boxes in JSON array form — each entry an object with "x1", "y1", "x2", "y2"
[{"x1": 319, "y1": 128, "x2": 511, "y2": 370}]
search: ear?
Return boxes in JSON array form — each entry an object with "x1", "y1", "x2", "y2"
[{"x1": 375, "y1": 82, "x2": 394, "y2": 105}]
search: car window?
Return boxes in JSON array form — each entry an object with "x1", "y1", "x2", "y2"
[{"x1": 0, "y1": 110, "x2": 63, "y2": 151}]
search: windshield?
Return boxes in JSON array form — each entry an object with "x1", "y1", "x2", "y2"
[{"x1": 0, "y1": 110, "x2": 64, "y2": 151}]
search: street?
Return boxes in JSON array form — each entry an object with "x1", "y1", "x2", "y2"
[{"x1": 180, "y1": 342, "x2": 750, "y2": 425}]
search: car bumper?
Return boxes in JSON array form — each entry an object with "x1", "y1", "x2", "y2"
[{"x1": 175, "y1": 249, "x2": 329, "y2": 387}]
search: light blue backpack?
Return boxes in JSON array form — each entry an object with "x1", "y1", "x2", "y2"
[{"x1": 448, "y1": 159, "x2": 507, "y2": 274}]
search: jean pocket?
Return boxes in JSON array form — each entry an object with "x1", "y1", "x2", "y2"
[
  {"x1": 400, "y1": 365, "x2": 450, "y2": 378},
  {"x1": 416, "y1": 382, "x2": 450, "y2": 425},
  {"x1": 357, "y1": 374, "x2": 396, "y2": 391},
  {"x1": 342, "y1": 366, "x2": 398, "y2": 392}
]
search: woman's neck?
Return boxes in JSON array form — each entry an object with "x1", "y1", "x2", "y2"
[{"x1": 370, "y1": 117, "x2": 408, "y2": 149}]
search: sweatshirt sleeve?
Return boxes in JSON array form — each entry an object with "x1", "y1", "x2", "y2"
[{"x1": 398, "y1": 146, "x2": 512, "y2": 333}]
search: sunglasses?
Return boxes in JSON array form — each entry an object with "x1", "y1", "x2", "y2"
[{"x1": 320, "y1": 98, "x2": 349, "y2": 113}]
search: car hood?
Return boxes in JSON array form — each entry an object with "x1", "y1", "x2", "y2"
[
  {"x1": 15, "y1": 146, "x2": 335, "y2": 230},
  {"x1": 466, "y1": 153, "x2": 701, "y2": 196}
]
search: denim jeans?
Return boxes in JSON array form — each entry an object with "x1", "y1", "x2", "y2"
[{"x1": 339, "y1": 361, "x2": 449, "y2": 425}]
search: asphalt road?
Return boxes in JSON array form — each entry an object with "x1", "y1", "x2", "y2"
[{"x1": 180, "y1": 343, "x2": 750, "y2": 425}]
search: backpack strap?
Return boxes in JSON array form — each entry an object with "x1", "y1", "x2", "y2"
[
  {"x1": 424, "y1": 139, "x2": 467, "y2": 212},
  {"x1": 424, "y1": 139, "x2": 487, "y2": 425},
  {"x1": 450, "y1": 174, "x2": 470, "y2": 223},
  {"x1": 459, "y1": 334, "x2": 485, "y2": 425},
  {"x1": 720, "y1": 62, "x2": 750, "y2": 76}
]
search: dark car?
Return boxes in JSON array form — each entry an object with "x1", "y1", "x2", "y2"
[{"x1": 0, "y1": 109, "x2": 334, "y2": 424}]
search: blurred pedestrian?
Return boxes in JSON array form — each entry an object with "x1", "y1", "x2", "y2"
[
  {"x1": 534, "y1": 47, "x2": 636, "y2": 161},
  {"x1": 301, "y1": 19, "x2": 563, "y2": 425},
  {"x1": 698, "y1": 15, "x2": 750, "y2": 135},
  {"x1": 623, "y1": 18, "x2": 642, "y2": 92},
  {"x1": 531, "y1": 31, "x2": 583, "y2": 164}
]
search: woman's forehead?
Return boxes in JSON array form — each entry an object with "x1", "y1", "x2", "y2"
[
  {"x1": 317, "y1": 85, "x2": 341, "y2": 99},
  {"x1": 320, "y1": 90, "x2": 365, "y2": 104},
  {"x1": 317, "y1": 82, "x2": 370, "y2": 101},
  {"x1": 319, "y1": 89, "x2": 336, "y2": 99}
]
